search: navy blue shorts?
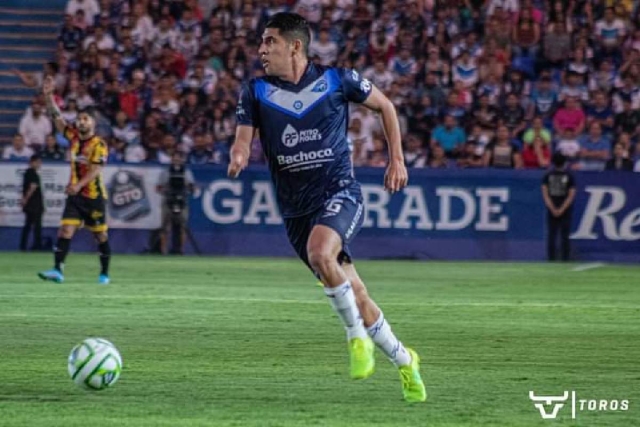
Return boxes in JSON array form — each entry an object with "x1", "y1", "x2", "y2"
[{"x1": 284, "y1": 190, "x2": 364, "y2": 274}]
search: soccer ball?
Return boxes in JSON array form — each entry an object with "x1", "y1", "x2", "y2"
[{"x1": 67, "y1": 338, "x2": 123, "y2": 390}]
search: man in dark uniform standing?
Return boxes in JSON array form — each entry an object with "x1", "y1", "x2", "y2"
[
  {"x1": 542, "y1": 153, "x2": 576, "y2": 261},
  {"x1": 20, "y1": 154, "x2": 44, "y2": 251}
]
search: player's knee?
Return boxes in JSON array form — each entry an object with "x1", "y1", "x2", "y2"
[
  {"x1": 307, "y1": 246, "x2": 336, "y2": 274},
  {"x1": 59, "y1": 226, "x2": 75, "y2": 239},
  {"x1": 94, "y1": 232, "x2": 108, "y2": 243}
]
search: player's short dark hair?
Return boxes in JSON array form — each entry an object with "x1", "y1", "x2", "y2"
[
  {"x1": 30, "y1": 153, "x2": 41, "y2": 163},
  {"x1": 78, "y1": 108, "x2": 96, "y2": 119},
  {"x1": 552, "y1": 152, "x2": 566, "y2": 168},
  {"x1": 265, "y1": 12, "x2": 311, "y2": 56}
]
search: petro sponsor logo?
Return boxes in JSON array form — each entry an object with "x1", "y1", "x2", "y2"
[{"x1": 281, "y1": 124, "x2": 322, "y2": 148}]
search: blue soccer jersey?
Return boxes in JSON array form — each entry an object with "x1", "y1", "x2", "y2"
[{"x1": 236, "y1": 63, "x2": 372, "y2": 218}]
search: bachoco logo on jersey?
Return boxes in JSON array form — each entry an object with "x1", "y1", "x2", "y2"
[{"x1": 281, "y1": 124, "x2": 322, "y2": 148}]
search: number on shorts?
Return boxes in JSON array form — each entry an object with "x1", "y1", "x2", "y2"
[{"x1": 326, "y1": 199, "x2": 343, "y2": 214}]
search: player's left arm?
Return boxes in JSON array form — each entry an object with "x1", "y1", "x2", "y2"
[
  {"x1": 361, "y1": 86, "x2": 408, "y2": 193},
  {"x1": 67, "y1": 139, "x2": 107, "y2": 195}
]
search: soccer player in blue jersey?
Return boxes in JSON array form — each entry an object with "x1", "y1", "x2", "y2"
[{"x1": 228, "y1": 13, "x2": 426, "y2": 403}]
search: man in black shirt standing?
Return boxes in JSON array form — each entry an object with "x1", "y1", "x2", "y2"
[
  {"x1": 20, "y1": 154, "x2": 44, "y2": 251},
  {"x1": 542, "y1": 153, "x2": 576, "y2": 261}
]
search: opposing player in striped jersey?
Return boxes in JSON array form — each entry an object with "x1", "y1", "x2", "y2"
[
  {"x1": 38, "y1": 76, "x2": 111, "y2": 285},
  {"x1": 228, "y1": 13, "x2": 426, "y2": 402}
]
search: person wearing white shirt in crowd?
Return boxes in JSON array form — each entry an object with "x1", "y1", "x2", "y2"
[
  {"x1": 151, "y1": 17, "x2": 178, "y2": 57},
  {"x1": 111, "y1": 110, "x2": 140, "y2": 146},
  {"x1": 18, "y1": 102, "x2": 52, "y2": 151},
  {"x1": 309, "y1": 29, "x2": 338, "y2": 66},
  {"x1": 3, "y1": 134, "x2": 34, "y2": 161},
  {"x1": 363, "y1": 59, "x2": 395, "y2": 91},
  {"x1": 347, "y1": 117, "x2": 373, "y2": 166},
  {"x1": 595, "y1": 7, "x2": 626, "y2": 50},
  {"x1": 176, "y1": 8, "x2": 202, "y2": 39},
  {"x1": 83, "y1": 26, "x2": 115, "y2": 52},
  {"x1": 131, "y1": 2, "x2": 155, "y2": 47},
  {"x1": 66, "y1": 0, "x2": 100, "y2": 26},
  {"x1": 486, "y1": 0, "x2": 519, "y2": 16},
  {"x1": 294, "y1": 0, "x2": 322, "y2": 25},
  {"x1": 153, "y1": 87, "x2": 181, "y2": 123},
  {"x1": 322, "y1": 0, "x2": 354, "y2": 21},
  {"x1": 183, "y1": 61, "x2": 217, "y2": 97},
  {"x1": 175, "y1": 28, "x2": 199, "y2": 63}
]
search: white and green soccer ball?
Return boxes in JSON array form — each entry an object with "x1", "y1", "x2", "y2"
[{"x1": 68, "y1": 338, "x2": 123, "y2": 390}]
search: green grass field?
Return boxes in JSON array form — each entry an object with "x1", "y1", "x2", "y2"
[{"x1": 0, "y1": 253, "x2": 638, "y2": 427}]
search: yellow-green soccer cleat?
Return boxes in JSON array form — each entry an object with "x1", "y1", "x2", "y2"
[
  {"x1": 399, "y1": 348, "x2": 427, "y2": 403},
  {"x1": 348, "y1": 337, "x2": 375, "y2": 380}
]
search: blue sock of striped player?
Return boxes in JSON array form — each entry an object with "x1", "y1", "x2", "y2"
[
  {"x1": 324, "y1": 281, "x2": 368, "y2": 340},
  {"x1": 366, "y1": 312, "x2": 411, "y2": 367}
]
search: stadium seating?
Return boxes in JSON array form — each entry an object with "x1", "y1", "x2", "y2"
[{"x1": 0, "y1": 0, "x2": 64, "y2": 145}]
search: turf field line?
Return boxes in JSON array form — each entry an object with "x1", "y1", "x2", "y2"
[
  {"x1": 571, "y1": 262, "x2": 606, "y2": 272},
  {"x1": 0, "y1": 294, "x2": 638, "y2": 309}
]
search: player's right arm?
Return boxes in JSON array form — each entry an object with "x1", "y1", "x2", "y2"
[
  {"x1": 228, "y1": 126, "x2": 256, "y2": 178},
  {"x1": 42, "y1": 76, "x2": 67, "y2": 134},
  {"x1": 228, "y1": 82, "x2": 258, "y2": 178}
]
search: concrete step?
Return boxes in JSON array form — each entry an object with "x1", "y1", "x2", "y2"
[
  {"x1": 0, "y1": 62, "x2": 44, "y2": 73},
  {"x1": 0, "y1": 25, "x2": 59, "y2": 35}
]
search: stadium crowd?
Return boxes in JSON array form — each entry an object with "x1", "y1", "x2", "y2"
[{"x1": 4, "y1": 0, "x2": 640, "y2": 172}]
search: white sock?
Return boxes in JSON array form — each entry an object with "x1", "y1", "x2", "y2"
[
  {"x1": 366, "y1": 312, "x2": 411, "y2": 367},
  {"x1": 324, "y1": 281, "x2": 368, "y2": 340}
]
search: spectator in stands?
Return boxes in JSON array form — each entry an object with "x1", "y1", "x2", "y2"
[
  {"x1": 157, "y1": 133, "x2": 178, "y2": 164},
  {"x1": 432, "y1": 115, "x2": 466, "y2": 158},
  {"x1": 483, "y1": 125, "x2": 523, "y2": 169},
  {"x1": 554, "y1": 97, "x2": 586, "y2": 137},
  {"x1": 40, "y1": 134, "x2": 66, "y2": 161},
  {"x1": 543, "y1": 20, "x2": 572, "y2": 69},
  {"x1": 61, "y1": 98, "x2": 79, "y2": 124},
  {"x1": 59, "y1": 14, "x2": 84, "y2": 54},
  {"x1": 187, "y1": 133, "x2": 213, "y2": 165},
  {"x1": 605, "y1": 142, "x2": 634, "y2": 171},
  {"x1": 523, "y1": 116, "x2": 552, "y2": 146},
  {"x1": 83, "y1": 25, "x2": 115, "y2": 52},
  {"x1": 66, "y1": 0, "x2": 100, "y2": 26},
  {"x1": 594, "y1": 7, "x2": 626, "y2": 60},
  {"x1": 457, "y1": 137, "x2": 485, "y2": 169},
  {"x1": 18, "y1": 102, "x2": 52, "y2": 151},
  {"x1": 403, "y1": 134, "x2": 428, "y2": 168},
  {"x1": 578, "y1": 122, "x2": 611, "y2": 171},
  {"x1": 614, "y1": 96, "x2": 640, "y2": 139},
  {"x1": 151, "y1": 16, "x2": 178, "y2": 57},
  {"x1": 428, "y1": 143, "x2": 452, "y2": 169},
  {"x1": 612, "y1": 74, "x2": 640, "y2": 113},
  {"x1": 512, "y1": 8, "x2": 540, "y2": 60},
  {"x1": 586, "y1": 91, "x2": 615, "y2": 134},
  {"x1": 559, "y1": 71, "x2": 589, "y2": 103},
  {"x1": 309, "y1": 29, "x2": 339, "y2": 66},
  {"x1": 555, "y1": 128, "x2": 581, "y2": 164},
  {"x1": 363, "y1": 59, "x2": 394, "y2": 91},
  {"x1": 522, "y1": 135, "x2": 551, "y2": 169},
  {"x1": 176, "y1": 27, "x2": 200, "y2": 63},
  {"x1": 529, "y1": 76, "x2": 559, "y2": 125},
  {"x1": 3, "y1": 134, "x2": 34, "y2": 161},
  {"x1": 131, "y1": 1, "x2": 155, "y2": 47},
  {"x1": 501, "y1": 93, "x2": 527, "y2": 138}
]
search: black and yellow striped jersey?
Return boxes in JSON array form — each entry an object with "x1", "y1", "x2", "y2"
[{"x1": 64, "y1": 126, "x2": 108, "y2": 200}]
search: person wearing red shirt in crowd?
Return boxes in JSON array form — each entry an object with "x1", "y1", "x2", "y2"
[
  {"x1": 522, "y1": 135, "x2": 551, "y2": 168},
  {"x1": 160, "y1": 44, "x2": 187, "y2": 79}
]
